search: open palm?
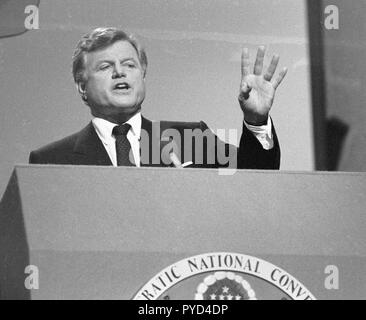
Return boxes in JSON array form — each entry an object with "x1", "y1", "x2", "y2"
[{"x1": 238, "y1": 46, "x2": 287, "y2": 125}]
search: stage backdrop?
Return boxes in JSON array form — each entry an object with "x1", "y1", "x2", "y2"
[{"x1": 322, "y1": 0, "x2": 366, "y2": 171}]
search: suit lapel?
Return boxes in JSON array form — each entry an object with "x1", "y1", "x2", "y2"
[
  {"x1": 72, "y1": 118, "x2": 177, "y2": 167},
  {"x1": 140, "y1": 116, "x2": 173, "y2": 167},
  {"x1": 73, "y1": 122, "x2": 112, "y2": 166}
]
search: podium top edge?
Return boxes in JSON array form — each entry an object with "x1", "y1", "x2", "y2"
[{"x1": 13, "y1": 164, "x2": 366, "y2": 177}]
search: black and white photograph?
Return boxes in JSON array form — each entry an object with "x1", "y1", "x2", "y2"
[{"x1": 0, "y1": 0, "x2": 365, "y2": 306}]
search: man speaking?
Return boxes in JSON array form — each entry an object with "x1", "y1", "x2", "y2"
[{"x1": 29, "y1": 27, "x2": 287, "y2": 169}]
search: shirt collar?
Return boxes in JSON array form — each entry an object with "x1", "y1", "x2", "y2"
[
  {"x1": 125, "y1": 111, "x2": 142, "y2": 139},
  {"x1": 92, "y1": 112, "x2": 142, "y2": 144}
]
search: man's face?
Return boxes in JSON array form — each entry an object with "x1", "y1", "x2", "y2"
[{"x1": 82, "y1": 40, "x2": 146, "y2": 122}]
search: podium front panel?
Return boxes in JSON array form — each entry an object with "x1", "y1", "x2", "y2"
[{"x1": 1, "y1": 166, "x2": 365, "y2": 299}]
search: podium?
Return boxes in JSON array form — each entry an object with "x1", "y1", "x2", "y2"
[{"x1": 1, "y1": 165, "x2": 365, "y2": 300}]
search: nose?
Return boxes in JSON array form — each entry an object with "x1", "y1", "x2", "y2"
[{"x1": 112, "y1": 64, "x2": 126, "y2": 79}]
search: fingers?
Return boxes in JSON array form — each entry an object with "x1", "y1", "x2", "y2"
[
  {"x1": 264, "y1": 54, "x2": 280, "y2": 81},
  {"x1": 241, "y1": 47, "x2": 250, "y2": 78},
  {"x1": 253, "y1": 45, "x2": 266, "y2": 75},
  {"x1": 272, "y1": 67, "x2": 288, "y2": 89},
  {"x1": 241, "y1": 46, "x2": 287, "y2": 89}
]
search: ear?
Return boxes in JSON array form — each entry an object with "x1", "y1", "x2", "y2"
[{"x1": 77, "y1": 82, "x2": 86, "y2": 96}]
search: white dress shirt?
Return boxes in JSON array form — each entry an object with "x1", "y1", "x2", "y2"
[
  {"x1": 92, "y1": 112, "x2": 142, "y2": 167},
  {"x1": 92, "y1": 113, "x2": 273, "y2": 167},
  {"x1": 243, "y1": 117, "x2": 273, "y2": 150}
]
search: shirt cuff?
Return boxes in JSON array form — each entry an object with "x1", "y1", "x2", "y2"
[{"x1": 243, "y1": 117, "x2": 274, "y2": 150}]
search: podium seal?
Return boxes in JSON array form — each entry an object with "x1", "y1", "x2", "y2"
[
  {"x1": 195, "y1": 271, "x2": 256, "y2": 300},
  {"x1": 132, "y1": 252, "x2": 316, "y2": 300}
]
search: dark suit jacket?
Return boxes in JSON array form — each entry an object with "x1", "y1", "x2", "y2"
[{"x1": 29, "y1": 117, "x2": 280, "y2": 169}]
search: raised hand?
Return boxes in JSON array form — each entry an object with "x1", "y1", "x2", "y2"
[{"x1": 238, "y1": 46, "x2": 287, "y2": 125}]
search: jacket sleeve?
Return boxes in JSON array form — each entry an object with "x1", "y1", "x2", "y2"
[
  {"x1": 237, "y1": 119, "x2": 280, "y2": 170},
  {"x1": 199, "y1": 119, "x2": 280, "y2": 170},
  {"x1": 29, "y1": 151, "x2": 40, "y2": 164}
]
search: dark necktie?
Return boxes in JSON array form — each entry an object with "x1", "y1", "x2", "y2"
[{"x1": 112, "y1": 123, "x2": 134, "y2": 166}]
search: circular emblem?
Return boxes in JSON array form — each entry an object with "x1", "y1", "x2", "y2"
[
  {"x1": 133, "y1": 252, "x2": 316, "y2": 300},
  {"x1": 195, "y1": 271, "x2": 256, "y2": 300}
]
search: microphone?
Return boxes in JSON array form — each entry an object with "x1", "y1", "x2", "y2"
[
  {"x1": 161, "y1": 137, "x2": 193, "y2": 168},
  {"x1": 169, "y1": 151, "x2": 183, "y2": 168}
]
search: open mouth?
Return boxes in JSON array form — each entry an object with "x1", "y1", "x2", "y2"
[{"x1": 113, "y1": 82, "x2": 131, "y2": 91}]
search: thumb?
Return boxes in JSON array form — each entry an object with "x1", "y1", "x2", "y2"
[{"x1": 238, "y1": 82, "x2": 252, "y2": 101}]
